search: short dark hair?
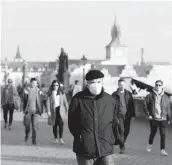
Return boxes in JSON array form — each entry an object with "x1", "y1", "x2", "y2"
[
  {"x1": 75, "y1": 80, "x2": 79, "y2": 84},
  {"x1": 118, "y1": 78, "x2": 125, "y2": 83},
  {"x1": 30, "y1": 78, "x2": 37, "y2": 82},
  {"x1": 155, "y1": 80, "x2": 163, "y2": 85},
  {"x1": 8, "y1": 79, "x2": 13, "y2": 83}
]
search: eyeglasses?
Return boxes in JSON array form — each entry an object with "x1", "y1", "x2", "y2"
[
  {"x1": 155, "y1": 84, "x2": 162, "y2": 87},
  {"x1": 8, "y1": 81, "x2": 12, "y2": 84}
]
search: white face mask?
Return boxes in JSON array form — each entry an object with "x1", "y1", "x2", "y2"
[{"x1": 88, "y1": 83, "x2": 102, "y2": 95}]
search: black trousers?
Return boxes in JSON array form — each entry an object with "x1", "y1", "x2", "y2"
[
  {"x1": 116, "y1": 115, "x2": 131, "y2": 149},
  {"x1": 53, "y1": 106, "x2": 64, "y2": 139},
  {"x1": 149, "y1": 120, "x2": 167, "y2": 150},
  {"x1": 25, "y1": 113, "x2": 39, "y2": 142},
  {"x1": 76, "y1": 155, "x2": 114, "y2": 165},
  {"x1": 2, "y1": 103, "x2": 15, "y2": 126}
]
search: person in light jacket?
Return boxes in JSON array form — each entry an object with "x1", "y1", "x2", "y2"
[
  {"x1": 46, "y1": 80, "x2": 68, "y2": 144},
  {"x1": 23, "y1": 78, "x2": 43, "y2": 145}
]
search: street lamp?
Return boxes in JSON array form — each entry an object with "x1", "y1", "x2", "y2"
[
  {"x1": 22, "y1": 60, "x2": 28, "y2": 86},
  {"x1": 81, "y1": 55, "x2": 87, "y2": 89},
  {"x1": 4, "y1": 63, "x2": 9, "y2": 86}
]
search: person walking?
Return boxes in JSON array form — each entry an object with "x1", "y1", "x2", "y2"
[
  {"x1": 68, "y1": 70, "x2": 118, "y2": 165},
  {"x1": 1, "y1": 78, "x2": 19, "y2": 130},
  {"x1": 23, "y1": 78, "x2": 43, "y2": 145},
  {"x1": 144, "y1": 80, "x2": 171, "y2": 156},
  {"x1": 46, "y1": 80, "x2": 68, "y2": 144},
  {"x1": 112, "y1": 78, "x2": 135, "y2": 154}
]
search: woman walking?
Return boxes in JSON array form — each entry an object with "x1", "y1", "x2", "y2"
[{"x1": 46, "y1": 80, "x2": 68, "y2": 144}]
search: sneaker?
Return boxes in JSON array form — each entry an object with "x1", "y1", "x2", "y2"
[
  {"x1": 8, "y1": 125, "x2": 12, "y2": 130},
  {"x1": 119, "y1": 146, "x2": 125, "y2": 154},
  {"x1": 147, "y1": 144, "x2": 152, "y2": 152},
  {"x1": 160, "y1": 149, "x2": 168, "y2": 156},
  {"x1": 54, "y1": 139, "x2": 59, "y2": 144},
  {"x1": 4, "y1": 123, "x2": 7, "y2": 129},
  {"x1": 25, "y1": 135, "x2": 28, "y2": 142},
  {"x1": 32, "y1": 140, "x2": 37, "y2": 145},
  {"x1": 59, "y1": 138, "x2": 65, "y2": 145}
]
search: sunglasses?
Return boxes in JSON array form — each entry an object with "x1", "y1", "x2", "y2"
[
  {"x1": 53, "y1": 84, "x2": 59, "y2": 87},
  {"x1": 155, "y1": 84, "x2": 162, "y2": 87}
]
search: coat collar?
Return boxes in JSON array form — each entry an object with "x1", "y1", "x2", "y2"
[
  {"x1": 153, "y1": 88, "x2": 164, "y2": 96},
  {"x1": 115, "y1": 88, "x2": 127, "y2": 96},
  {"x1": 80, "y1": 87, "x2": 107, "y2": 100}
]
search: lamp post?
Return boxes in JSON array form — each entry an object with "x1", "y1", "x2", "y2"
[
  {"x1": 4, "y1": 63, "x2": 9, "y2": 86},
  {"x1": 81, "y1": 55, "x2": 87, "y2": 90},
  {"x1": 22, "y1": 60, "x2": 28, "y2": 86}
]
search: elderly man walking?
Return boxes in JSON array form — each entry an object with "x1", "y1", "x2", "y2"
[{"x1": 68, "y1": 70, "x2": 118, "y2": 165}]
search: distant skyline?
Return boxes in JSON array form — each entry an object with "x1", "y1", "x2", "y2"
[{"x1": 1, "y1": 1, "x2": 172, "y2": 64}]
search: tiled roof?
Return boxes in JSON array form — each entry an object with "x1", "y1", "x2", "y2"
[
  {"x1": 6, "y1": 59, "x2": 103, "y2": 72},
  {"x1": 95, "y1": 64, "x2": 125, "y2": 77},
  {"x1": 8, "y1": 61, "x2": 49, "y2": 70},
  {"x1": 133, "y1": 65, "x2": 153, "y2": 77},
  {"x1": 48, "y1": 62, "x2": 57, "y2": 69}
]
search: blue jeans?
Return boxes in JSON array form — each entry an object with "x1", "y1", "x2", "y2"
[{"x1": 24, "y1": 113, "x2": 39, "y2": 142}]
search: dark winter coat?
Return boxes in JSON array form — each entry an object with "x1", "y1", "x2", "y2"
[
  {"x1": 112, "y1": 89, "x2": 135, "y2": 118},
  {"x1": 68, "y1": 88, "x2": 118, "y2": 158},
  {"x1": 144, "y1": 91, "x2": 171, "y2": 121}
]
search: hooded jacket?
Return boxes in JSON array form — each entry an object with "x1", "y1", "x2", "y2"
[
  {"x1": 68, "y1": 88, "x2": 118, "y2": 158},
  {"x1": 144, "y1": 88, "x2": 171, "y2": 121}
]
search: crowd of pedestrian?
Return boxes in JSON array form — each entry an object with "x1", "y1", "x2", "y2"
[{"x1": 1, "y1": 69, "x2": 171, "y2": 165}]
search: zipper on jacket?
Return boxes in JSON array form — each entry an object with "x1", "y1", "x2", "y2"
[{"x1": 93, "y1": 100, "x2": 101, "y2": 157}]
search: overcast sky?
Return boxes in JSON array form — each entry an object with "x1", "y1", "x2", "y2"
[{"x1": 1, "y1": 1, "x2": 172, "y2": 64}]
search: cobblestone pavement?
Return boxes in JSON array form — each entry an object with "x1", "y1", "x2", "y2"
[{"x1": 1, "y1": 111, "x2": 172, "y2": 165}]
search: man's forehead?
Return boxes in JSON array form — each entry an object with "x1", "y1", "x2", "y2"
[
  {"x1": 87, "y1": 78, "x2": 103, "y2": 83},
  {"x1": 119, "y1": 80, "x2": 125, "y2": 84}
]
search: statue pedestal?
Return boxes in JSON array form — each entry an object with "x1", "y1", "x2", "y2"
[
  {"x1": 63, "y1": 70, "x2": 70, "y2": 93},
  {"x1": 103, "y1": 45, "x2": 128, "y2": 65}
]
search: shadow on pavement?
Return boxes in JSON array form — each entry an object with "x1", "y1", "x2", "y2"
[
  {"x1": 1, "y1": 155, "x2": 76, "y2": 164},
  {"x1": 1, "y1": 120, "x2": 73, "y2": 149}
]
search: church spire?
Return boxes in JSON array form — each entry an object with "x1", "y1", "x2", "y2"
[
  {"x1": 14, "y1": 45, "x2": 23, "y2": 62},
  {"x1": 16, "y1": 45, "x2": 22, "y2": 58},
  {"x1": 140, "y1": 48, "x2": 145, "y2": 65}
]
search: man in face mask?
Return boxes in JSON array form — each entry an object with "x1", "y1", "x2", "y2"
[
  {"x1": 87, "y1": 78, "x2": 103, "y2": 96},
  {"x1": 68, "y1": 70, "x2": 118, "y2": 165}
]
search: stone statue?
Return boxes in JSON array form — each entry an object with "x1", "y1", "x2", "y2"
[
  {"x1": 110, "y1": 18, "x2": 121, "y2": 45},
  {"x1": 58, "y1": 48, "x2": 69, "y2": 84}
]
